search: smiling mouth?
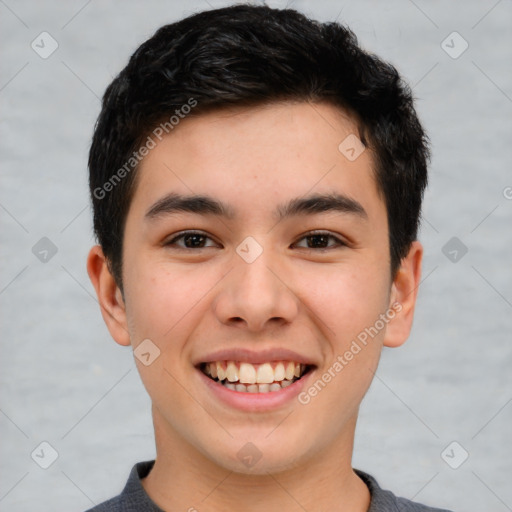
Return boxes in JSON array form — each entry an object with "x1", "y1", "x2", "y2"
[{"x1": 199, "y1": 360, "x2": 314, "y2": 393}]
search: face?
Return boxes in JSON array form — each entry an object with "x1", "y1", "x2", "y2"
[{"x1": 88, "y1": 101, "x2": 422, "y2": 475}]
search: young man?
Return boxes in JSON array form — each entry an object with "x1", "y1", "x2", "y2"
[{"x1": 86, "y1": 5, "x2": 451, "y2": 511}]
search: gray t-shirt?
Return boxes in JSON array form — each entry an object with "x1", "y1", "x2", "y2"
[{"x1": 85, "y1": 460, "x2": 453, "y2": 512}]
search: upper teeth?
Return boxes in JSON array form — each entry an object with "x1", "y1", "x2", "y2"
[{"x1": 204, "y1": 361, "x2": 305, "y2": 384}]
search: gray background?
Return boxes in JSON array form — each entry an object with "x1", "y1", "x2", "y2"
[{"x1": 1, "y1": 0, "x2": 511, "y2": 510}]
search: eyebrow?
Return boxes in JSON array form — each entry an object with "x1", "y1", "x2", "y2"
[{"x1": 145, "y1": 192, "x2": 368, "y2": 222}]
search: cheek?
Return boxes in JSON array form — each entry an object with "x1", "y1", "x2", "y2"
[
  {"x1": 297, "y1": 280, "x2": 385, "y2": 429},
  {"x1": 123, "y1": 265, "x2": 204, "y2": 405},
  {"x1": 125, "y1": 261, "x2": 209, "y2": 338},
  {"x1": 296, "y1": 262, "x2": 390, "y2": 411},
  {"x1": 297, "y1": 260, "x2": 391, "y2": 345}
]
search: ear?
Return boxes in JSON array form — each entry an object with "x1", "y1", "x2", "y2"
[
  {"x1": 383, "y1": 241, "x2": 423, "y2": 348},
  {"x1": 87, "y1": 245, "x2": 131, "y2": 346}
]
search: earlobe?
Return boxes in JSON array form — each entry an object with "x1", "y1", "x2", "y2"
[
  {"x1": 383, "y1": 241, "x2": 423, "y2": 348},
  {"x1": 86, "y1": 245, "x2": 131, "y2": 346}
]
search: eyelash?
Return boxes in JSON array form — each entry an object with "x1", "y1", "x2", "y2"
[{"x1": 164, "y1": 230, "x2": 347, "y2": 251}]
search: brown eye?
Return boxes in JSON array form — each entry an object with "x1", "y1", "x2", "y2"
[
  {"x1": 293, "y1": 231, "x2": 346, "y2": 250},
  {"x1": 165, "y1": 231, "x2": 218, "y2": 249}
]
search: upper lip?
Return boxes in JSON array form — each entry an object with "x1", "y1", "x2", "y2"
[{"x1": 194, "y1": 348, "x2": 317, "y2": 367}]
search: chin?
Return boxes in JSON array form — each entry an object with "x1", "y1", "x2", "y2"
[{"x1": 202, "y1": 438, "x2": 307, "y2": 476}]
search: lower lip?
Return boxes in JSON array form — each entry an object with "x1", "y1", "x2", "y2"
[{"x1": 196, "y1": 367, "x2": 314, "y2": 412}]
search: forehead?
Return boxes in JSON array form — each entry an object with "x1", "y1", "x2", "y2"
[{"x1": 129, "y1": 101, "x2": 384, "y2": 225}]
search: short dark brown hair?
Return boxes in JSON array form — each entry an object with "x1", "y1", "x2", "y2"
[{"x1": 89, "y1": 4, "x2": 429, "y2": 288}]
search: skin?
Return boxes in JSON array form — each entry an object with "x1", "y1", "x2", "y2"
[{"x1": 88, "y1": 101, "x2": 422, "y2": 512}]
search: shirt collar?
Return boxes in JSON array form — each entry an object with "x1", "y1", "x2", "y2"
[{"x1": 122, "y1": 461, "x2": 399, "y2": 511}]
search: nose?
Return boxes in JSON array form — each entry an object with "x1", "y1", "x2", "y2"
[{"x1": 213, "y1": 250, "x2": 300, "y2": 332}]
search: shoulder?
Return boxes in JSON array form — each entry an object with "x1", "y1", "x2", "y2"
[
  {"x1": 84, "y1": 495, "x2": 123, "y2": 512},
  {"x1": 83, "y1": 460, "x2": 162, "y2": 512},
  {"x1": 355, "y1": 470, "x2": 454, "y2": 512},
  {"x1": 395, "y1": 497, "x2": 453, "y2": 512}
]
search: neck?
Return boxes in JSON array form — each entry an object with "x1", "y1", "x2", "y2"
[{"x1": 142, "y1": 407, "x2": 370, "y2": 512}]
